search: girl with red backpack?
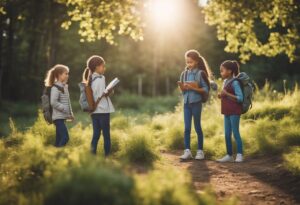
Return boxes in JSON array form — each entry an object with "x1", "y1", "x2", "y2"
[{"x1": 217, "y1": 60, "x2": 244, "y2": 163}]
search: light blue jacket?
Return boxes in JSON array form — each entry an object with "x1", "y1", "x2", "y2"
[
  {"x1": 223, "y1": 78, "x2": 243, "y2": 103},
  {"x1": 180, "y1": 68, "x2": 209, "y2": 104}
]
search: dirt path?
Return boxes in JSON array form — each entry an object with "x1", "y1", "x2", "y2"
[{"x1": 161, "y1": 151, "x2": 300, "y2": 205}]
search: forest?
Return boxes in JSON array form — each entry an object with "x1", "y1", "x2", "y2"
[{"x1": 0, "y1": 0, "x2": 300, "y2": 205}]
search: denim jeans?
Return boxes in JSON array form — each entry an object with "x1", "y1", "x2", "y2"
[
  {"x1": 91, "y1": 113, "x2": 111, "y2": 156},
  {"x1": 54, "y1": 119, "x2": 69, "y2": 147},
  {"x1": 184, "y1": 102, "x2": 204, "y2": 150},
  {"x1": 224, "y1": 115, "x2": 243, "y2": 155}
]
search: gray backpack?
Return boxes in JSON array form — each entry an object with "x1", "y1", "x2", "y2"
[
  {"x1": 78, "y1": 76, "x2": 101, "y2": 112},
  {"x1": 41, "y1": 85, "x2": 64, "y2": 124},
  {"x1": 235, "y1": 72, "x2": 254, "y2": 114}
]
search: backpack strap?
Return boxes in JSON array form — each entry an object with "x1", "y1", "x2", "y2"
[
  {"x1": 53, "y1": 84, "x2": 65, "y2": 94},
  {"x1": 91, "y1": 76, "x2": 102, "y2": 84},
  {"x1": 181, "y1": 70, "x2": 188, "y2": 83}
]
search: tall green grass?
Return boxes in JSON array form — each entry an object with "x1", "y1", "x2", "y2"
[{"x1": 1, "y1": 83, "x2": 299, "y2": 204}]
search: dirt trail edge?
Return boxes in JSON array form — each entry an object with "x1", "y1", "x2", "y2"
[{"x1": 161, "y1": 151, "x2": 300, "y2": 205}]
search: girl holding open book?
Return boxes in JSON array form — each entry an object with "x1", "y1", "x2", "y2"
[
  {"x1": 178, "y1": 50, "x2": 211, "y2": 160},
  {"x1": 82, "y1": 55, "x2": 114, "y2": 156}
]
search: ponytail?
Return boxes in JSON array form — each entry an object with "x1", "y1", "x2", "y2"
[
  {"x1": 82, "y1": 68, "x2": 90, "y2": 83},
  {"x1": 221, "y1": 60, "x2": 240, "y2": 77},
  {"x1": 44, "y1": 68, "x2": 56, "y2": 87},
  {"x1": 232, "y1": 60, "x2": 240, "y2": 76},
  {"x1": 44, "y1": 64, "x2": 69, "y2": 87}
]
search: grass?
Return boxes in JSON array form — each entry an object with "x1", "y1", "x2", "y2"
[{"x1": 1, "y1": 82, "x2": 300, "y2": 204}]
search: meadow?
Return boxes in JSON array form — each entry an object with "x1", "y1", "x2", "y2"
[{"x1": 0, "y1": 82, "x2": 299, "y2": 205}]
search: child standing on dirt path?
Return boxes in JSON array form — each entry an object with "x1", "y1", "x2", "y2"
[
  {"x1": 178, "y1": 50, "x2": 211, "y2": 161},
  {"x1": 44, "y1": 64, "x2": 74, "y2": 147},
  {"x1": 82, "y1": 55, "x2": 114, "y2": 156},
  {"x1": 217, "y1": 60, "x2": 244, "y2": 163}
]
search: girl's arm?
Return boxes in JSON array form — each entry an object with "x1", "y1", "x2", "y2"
[
  {"x1": 67, "y1": 86, "x2": 74, "y2": 119},
  {"x1": 178, "y1": 72, "x2": 187, "y2": 92},
  {"x1": 222, "y1": 80, "x2": 243, "y2": 102},
  {"x1": 50, "y1": 87, "x2": 69, "y2": 113}
]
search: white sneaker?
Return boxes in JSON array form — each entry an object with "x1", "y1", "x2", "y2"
[
  {"x1": 216, "y1": 155, "x2": 234, "y2": 162},
  {"x1": 180, "y1": 149, "x2": 193, "y2": 160},
  {"x1": 235, "y1": 154, "x2": 243, "y2": 162},
  {"x1": 195, "y1": 150, "x2": 205, "y2": 160}
]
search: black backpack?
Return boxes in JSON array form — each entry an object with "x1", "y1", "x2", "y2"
[{"x1": 41, "y1": 85, "x2": 64, "y2": 124}]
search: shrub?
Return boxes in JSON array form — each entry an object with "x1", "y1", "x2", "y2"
[
  {"x1": 119, "y1": 127, "x2": 158, "y2": 166},
  {"x1": 283, "y1": 147, "x2": 300, "y2": 175},
  {"x1": 44, "y1": 162, "x2": 136, "y2": 205}
]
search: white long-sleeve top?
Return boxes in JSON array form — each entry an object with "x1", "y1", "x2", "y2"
[{"x1": 91, "y1": 72, "x2": 115, "y2": 114}]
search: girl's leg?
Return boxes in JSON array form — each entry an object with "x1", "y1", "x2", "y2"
[
  {"x1": 184, "y1": 103, "x2": 192, "y2": 149},
  {"x1": 54, "y1": 120, "x2": 60, "y2": 147},
  {"x1": 59, "y1": 120, "x2": 69, "y2": 146},
  {"x1": 192, "y1": 103, "x2": 204, "y2": 150},
  {"x1": 91, "y1": 114, "x2": 102, "y2": 154},
  {"x1": 101, "y1": 113, "x2": 111, "y2": 156},
  {"x1": 230, "y1": 115, "x2": 243, "y2": 154},
  {"x1": 224, "y1": 115, "x2": 233, "y2": 156}
]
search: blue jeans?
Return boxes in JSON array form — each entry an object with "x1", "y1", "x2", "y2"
[
  {"x1": 224, "y1": 115, "x2": 243, "y2": 155},
  {"x1": 54, "y1": 119, "x2": 69, "y2": 147},
  {"x1": 91, "y1": 113, "x2": 111, "y2": 156},
  {"x1": 184, "y1": 102, "x2": 204, "y2": 150}
]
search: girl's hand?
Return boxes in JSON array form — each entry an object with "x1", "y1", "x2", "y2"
[
  {"x1": 217, "y1": 93, "x2": 222, "y2": 99},
  {"x1": 104, "y1": 89, "x2": 113, "y2": 97},
  {"x1": 221, "y1": 90, "x2": 228, "y2": 97},
  {"x1": 184, "y1": 83, "x2": 194, "y2": 90},
  {"x1": 68, "y1": 115, "x2": 75, "y2": 122}
]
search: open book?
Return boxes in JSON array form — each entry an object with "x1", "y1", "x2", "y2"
[
  {"x1": 177, "y1": 81, "x2": 199, "y2": 90},
  {"x1": 104, "y1": 77, "x2": 120, "y2": 94}
]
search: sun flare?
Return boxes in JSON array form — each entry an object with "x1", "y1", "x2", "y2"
[{"x1": 149, "y1": 0, "x2": 180, "y2": 26}]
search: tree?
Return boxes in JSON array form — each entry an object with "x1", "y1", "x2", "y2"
[
  {"x1": 57, "y1": 0, "x2": 143, "y2": 44},
  {"x1": 203, "y1": 0, "x2": 300, "y2": 62}
]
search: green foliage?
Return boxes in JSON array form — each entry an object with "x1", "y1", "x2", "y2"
[
  {"x1": 204, "y1": 0, "x2": 300, "y2": 62},
  {"x1": 113, "y1": 93, "x2": 180, "y2": 114},
  {"x1": 57, "y1": 0, "x2": 143, "y2": 44},
  {"x1": 44, "y1": 161, "x2": 136, "y2": 205},
  {"x1": 1, "y1": 83, "x2": 300, "y2": 204},
  {"x1": 284, "y1": 147, "x2": 300, "y2": 175},
  {"x1": 118, "y1": 126, "x2": 158, "y2": 166},
  {"x1": 135, "y1": 168, "x2": 199, "y2": 205}
]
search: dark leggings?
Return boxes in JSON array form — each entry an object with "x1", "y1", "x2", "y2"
[
  {"x1": 54, "y1": 119, "x2": 69, "y2": 147},
  {"x1": 91, "y1": 113, "x2": 111, "y2": 156}
]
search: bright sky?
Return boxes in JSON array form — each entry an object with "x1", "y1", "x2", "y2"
[{"x1": 148, "y1": 0, "x2": 208, "y2": 29}]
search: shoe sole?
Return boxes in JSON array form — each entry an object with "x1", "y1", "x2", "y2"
[{"x1": 179, "y1": 157, "x2": 193, "y2": 161}]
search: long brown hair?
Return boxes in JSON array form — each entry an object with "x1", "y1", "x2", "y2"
[
  {"x1": 221, "y1": 60, "x2": 240, "y2": 76},
  {"x1": 185, "y1": 49, "x2": 212, "y2": 87},
  {"x1": 82, "y1": 55, "x2": 105, "y2": 85},
  {"x1": 44, "y1": 64, "x2": 69, "y2": 87}
]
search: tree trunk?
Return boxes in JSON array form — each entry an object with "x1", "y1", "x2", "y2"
[
  {"x1": 0, "y1": 14, "x2": 4, "y2": 103},
  {"x1": 6, "y1": 2, "x2": 15, "y2": 99}
]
